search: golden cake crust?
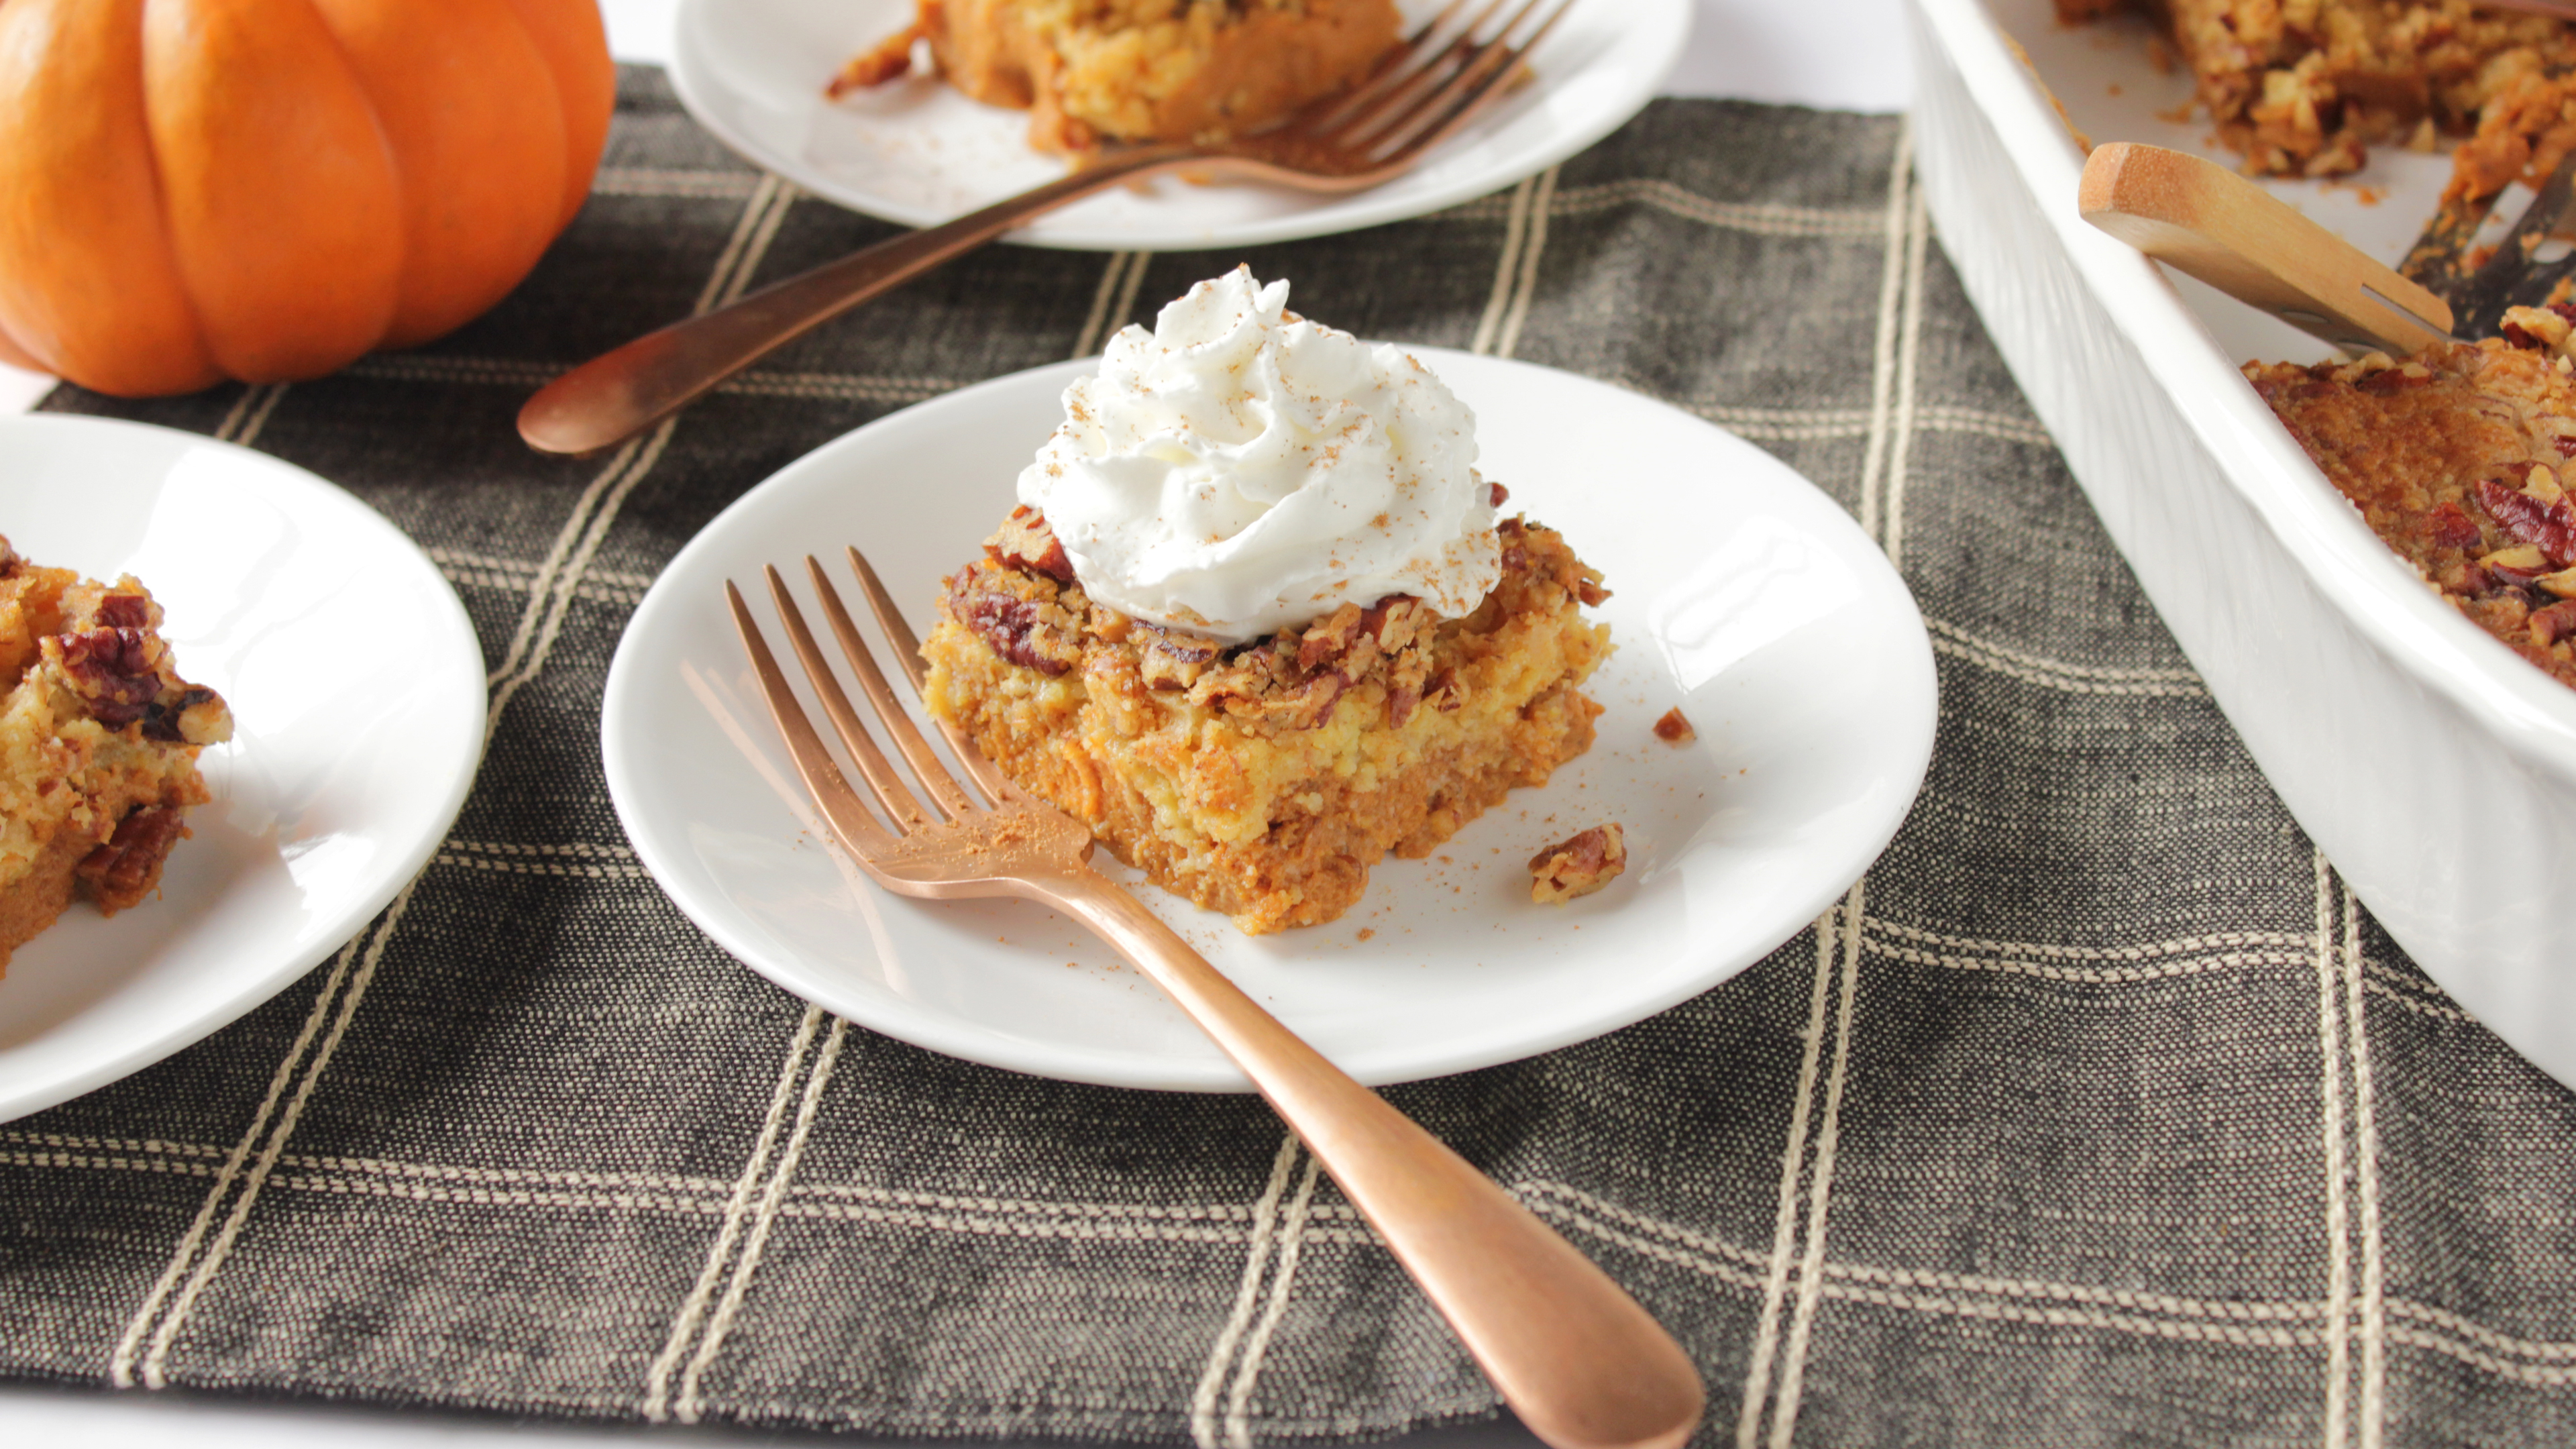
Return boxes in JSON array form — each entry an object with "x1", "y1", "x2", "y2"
[
  {"x1": 2245, "y1": 315, "x2": 2576, "y2": 691},
  {"x1": 923, "y1": 507, "x2": 1611, "y2": 933}
]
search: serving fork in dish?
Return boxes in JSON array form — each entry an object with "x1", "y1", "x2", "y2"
[
  {"x1": 519, "y1": 0, "x2": 1573, "y2": 456},
  {"x1": 725, "y1": 545, "x2": 1703, "y2": 1449}
]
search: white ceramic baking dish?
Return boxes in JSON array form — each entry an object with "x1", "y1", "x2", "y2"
[{"x1": 1910, "y1": 0, "x2": 2576, "y2": 1089}]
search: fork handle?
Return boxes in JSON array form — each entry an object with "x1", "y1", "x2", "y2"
[
  {"x1": 516, "y1": 144, "x2": 1199, "y2": 456},
  {"x1": 1038, "y1": 867, "x2": 1704, "y2": 1449}
]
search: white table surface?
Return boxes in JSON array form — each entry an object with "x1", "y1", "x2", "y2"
[{"x1": 0, "y1": 1, "x2": 1908, "y2": 1442}]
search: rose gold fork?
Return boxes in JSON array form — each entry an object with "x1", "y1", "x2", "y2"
[
  {"x1": 519, "y1": 0, "x2": 1571, "y2": 455},
  {"x1": 726, "y1": 547, "x2": 1703, "y2": 1449}
]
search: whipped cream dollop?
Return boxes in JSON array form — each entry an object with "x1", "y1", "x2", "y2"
[{"x1": 1016, "y1": 268, "x2": 1501, "y2": 644}]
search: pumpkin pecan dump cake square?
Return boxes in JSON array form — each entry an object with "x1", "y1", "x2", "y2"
[
  {"x1": 0, "y1": 539, "x2": 233, "y2": 969},
  {"x1": 2246, "y1": 305, "x2": 2576, "y2": 692},
  {"x1": 832, "y1": 0, "x2": 1401, "y2": 155},
  {"x1": 923, "y1": 506, "x2": 1610, "y2": 933},
  {"x1": 916, "y1": 268, "x2": 1612, "y2": 934}
]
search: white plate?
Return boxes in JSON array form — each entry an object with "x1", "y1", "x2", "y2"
[
  {"x1": 0, "y1": 417, "x2": 484, "y2": 1122},
  {"x1": 602, "y1": 350, "x2": 1937, "y2": 1091},
  {"x1": 667, "y1": 0, "x2": 1691, "y2": 250}
]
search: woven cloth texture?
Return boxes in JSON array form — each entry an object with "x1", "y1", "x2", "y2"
[{"x1": 7, "y1": 67, "x2": 2574, "y2": 1448}]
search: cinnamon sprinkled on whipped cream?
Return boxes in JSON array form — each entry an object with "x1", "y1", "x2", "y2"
[{"x1": 1016, "y1": 267, "x2": 1501, "y2": 644}]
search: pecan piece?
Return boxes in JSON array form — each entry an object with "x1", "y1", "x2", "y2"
[
  {"x1": 1387, "y1": 681, "x2": 1421, "y2": 729},
  {"x1": 1360, "y1": 595, "x2": 1427, "y2": 654},
  {"x1": 986, "y1": 505, "x2": 1076, "y2": 584},
  {"x1": 1652, "y1": 706, "x2": 1696, "y2": 744},
  {"x1": 2477, "y1": 476, "x2": 2576, "y2": 567},
  {"x1": 2426, "y1": 500, "x2": 2485, "y2": 551},
  {"x1": 76, "y1": 806, "x2": 190, "y2": 914},
  {"x1": 53, "y1": 627, "x2": 162, "y2": 727},
  {"x1": 1138, "y1": 623, "x2": 1220, "y2": 690},
  {"x1": 2534, "y1": 598, "x2": 2576, "y2": 647},
  {"x1": 95, "y1": 593, "x2": 152, "y2": 629},
  {"x1": 1295, "y1": 602, "x2": 1366, "y2": 672},
  {"x1": 1529, "y1": 823, "x2": 1627, "y2": 904},
  {"x1": 947, "y1": 574, "x2": 1071, "y2": 677},
  {"x1": 1281, "y1": 669, "x2": 1347, "y2": 729}
]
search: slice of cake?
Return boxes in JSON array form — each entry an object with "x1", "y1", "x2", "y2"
[
  {"x1": 0, "y1": 539, "x2": 233, "y2": 969},
  {"x1": 2245, "y1": 307, "x2": 2576, "y2": 691},
  {"x1": 920, "y1": 269, "x2": 1612, "y2": 933},
  {"x1": 831, "y1": 0, "x2": 1401, "y2": 154}
]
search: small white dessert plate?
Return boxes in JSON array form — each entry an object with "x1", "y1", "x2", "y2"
[
  {"x1": 667, "y1": 0, "x2": 1691, "y2": 250},
  {"x1": 603, "y1": 350, "x2": 1937, "y2": 1091},
  {"x1": 0, "y1": 417, "x2": 484, "y2": 1122}
]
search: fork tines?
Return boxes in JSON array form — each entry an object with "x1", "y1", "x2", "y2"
[
  {"x1": 727, "y1": 549, "x2": 1008, "y2": 852},
  {"x1": 1305, "y1": 0, "x2": 1574, "y2": 165}
]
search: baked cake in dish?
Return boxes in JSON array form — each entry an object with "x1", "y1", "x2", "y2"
[
  {"x1": 0, "y1": 539, "x2": 232, "y2": 969},
  {"x1": 919, "y1": 269, "x2": 1611, "y2": 933},
  {"x1": 832, "y1": 0, "x2": 1401, "y2": 154},
  {"x1": 2246, "y1": 306, "x2": 2576, "y2": 692},
  {"x1": 2061, "y1": 0, "x2": 2576, "y2": 179}
]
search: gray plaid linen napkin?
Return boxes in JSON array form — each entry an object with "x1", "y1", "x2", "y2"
[{"x1": 7, "y1": 67, "x2": 2574, "y2": 1448}]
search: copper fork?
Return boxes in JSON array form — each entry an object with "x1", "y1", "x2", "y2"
[
  {"x1": 519, "y1": 0, "x2": 1572, "y2": 455},
  {"x1": 727, "y1": 547, "x2": 1703, "y2": 1449}
]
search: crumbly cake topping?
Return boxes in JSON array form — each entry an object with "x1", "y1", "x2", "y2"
[
  {"x1": 2061, "y1": 0, "x2": 2576, "y2": 180},
  {"x1": 953, "y1": 504, "x2": 1608, "y2": 736},
  {"x1": 2246, "y1": 324, "x2": 2576, "y2": 686}
]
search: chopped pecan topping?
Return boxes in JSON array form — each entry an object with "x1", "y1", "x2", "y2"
[
  {"x1": 1652, "y1": 706, "x2": 1695, "y2": 743},
  {"x1": 1283, "y1": 670, "x2": 1348, "y2": 729},
  {"x1": 1488, "y1": 482, "x2": 1509, "y2": 508},
  {"x1": 1576, "y1": 572, "x2": 1612, "y2": 606},
  {"x1": 987, "y1": 505, "x2": 1076, "y2": 584},
  {"x1": 2357, "y1": 364, "x2": 2433, "y2": 395},
  {"x1": 54, "y1": 627, "x2": 162, "y2": 727},
  {"x1": 144, "y1": 685, "x2": 227, "y2": 745},
  {"x1": 1138, "y1": 623, "x2": 1221, "y2": 690},
  {"x1": 95, "y1": 594, "x2": 152, "y2": 629},
  {"x1": 1359, "y1": 596, "x2": 1428, "y2": 654},
  {"x1": 75, "y1": 806, "x2": 189, "y2": 911},
  {"x1": 947, "y1": 574, "x2": 1073, "y2": 676},
  {"x1": 1528, "y1": 822, "x2": 1627, "y2": 904},
  {"x1": 1387, "y1": 681, "x2": 1421, "y2": 729},
  {"x1": 2427, "y1": 500, "x2": 2485, "y2": 551},
  {"x1": 1296, "y1": 602, "x2": 1366, "y2": 672},
  {"x1": 2533, "y1": 598, "x2": 2576, "y2": 646},
  {"x1": 2477, "y1": 476, "x2": 2576, "y2": 567}
]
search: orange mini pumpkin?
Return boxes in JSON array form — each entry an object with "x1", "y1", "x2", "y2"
[{"x1": 0, "y1": 0, "x2": 614, "y2": 396}]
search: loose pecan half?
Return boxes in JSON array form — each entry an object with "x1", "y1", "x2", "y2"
[{"x1": 1529, "y1": 822, "x2": 1627, "y2": 904}]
